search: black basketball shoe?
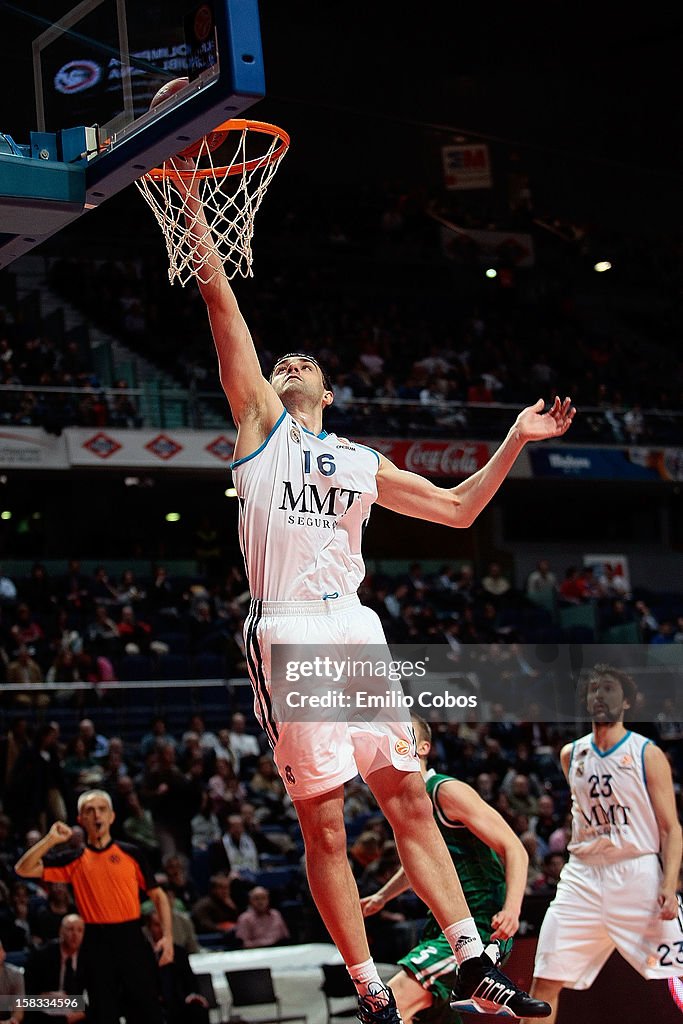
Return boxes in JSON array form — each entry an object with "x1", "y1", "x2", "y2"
[
  {"x1": 357, "y1": 984, "x2": 403, "y2": 1024},
  {"x1": 450, "y1": 950, "x2": 551, "y2": 1017}
]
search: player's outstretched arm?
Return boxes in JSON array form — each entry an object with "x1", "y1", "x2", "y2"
[
  {"x1": 376, "y1": 396, "x2": 575, "y2": 526},
  {"x1": 644, "y1": 742, "x2": 683, "y2": 919},
  {"x1": 435, "y1": 780, "x2": 528, "y2": 940},
  {"x1": 177, "y1": 162, "x2": 282, "y2": 434}
]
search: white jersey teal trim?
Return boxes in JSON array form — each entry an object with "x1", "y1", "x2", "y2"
[
  {"x1": 567, "y1": 730, "x2": 660, "y2": 863},
  {"x1": 232, "y1": 411, "x2": 380, "y2": 601},
  {"x1": 641, "y1": 737, "x2": 652, "y2": 787},
  {"x1": 230, "y1": 407, "x2": 287, "y2": 469},
  {"x1": 590, "y1": 731, "x2": 631, "y2": 758}
]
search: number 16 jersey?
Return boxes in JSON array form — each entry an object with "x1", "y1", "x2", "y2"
[{"x1": 231, "y1": 408, "x2": 380, "y2": 602}]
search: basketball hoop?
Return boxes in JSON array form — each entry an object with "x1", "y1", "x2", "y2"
[{"x1": 136, "y1": 119, "x2": 289, "y2": 286}]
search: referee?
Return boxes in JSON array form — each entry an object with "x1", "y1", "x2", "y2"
[{"x1": 15, "y1": 789, "x2": 172, "y2": 1024}]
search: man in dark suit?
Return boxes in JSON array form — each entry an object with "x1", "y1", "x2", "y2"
[
  {"x1": 24, "y1": 914, "x2": 86, "y2": 1024},
  {"x1": 143, "y1": 910, "x2": 209, "y2": 1024}
]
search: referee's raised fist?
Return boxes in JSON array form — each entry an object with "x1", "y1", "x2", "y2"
[{"x1": 48, "y1": 821, "x2": 73, "y2": 844}]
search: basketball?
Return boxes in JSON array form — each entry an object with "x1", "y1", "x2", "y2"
[{"x1": 149, "y1": 77, "x2": 203, "y2": 159}]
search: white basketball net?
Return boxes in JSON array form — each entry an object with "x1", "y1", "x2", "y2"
[{"x1": 136, "y1": 121, "x2": 288, "y2": 286}]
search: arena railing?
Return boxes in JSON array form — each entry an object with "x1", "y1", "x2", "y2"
[{"x1": 1, "y1": 383, "x2": 681, "y2": 443}]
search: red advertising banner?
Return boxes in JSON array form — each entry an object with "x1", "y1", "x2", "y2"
[{"x1": 365, "y1": 438, "x2": 489, "y2": 477}]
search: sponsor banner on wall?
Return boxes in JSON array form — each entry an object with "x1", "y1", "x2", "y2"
[
  {"x1": 0, "y1": 429, "x2": 69, "y2": 468},
  {"x1": 364, "y1": 438, "x2": 490, "y2": 478},
  {"x1": 529, "y1": 446, "x2": 662, "y2": 480},
  {"x1": 441, "y1": 143, "x2": 492, "y2": 189},
  {"x1": 65, "y1": 428, "x2": 236, "y2": 468},
  {"x1": 583, "y1": 553, "x2": 631, "y2": 594},
  {"x1": 629, "y1": 447, "x2": 683, "y2": 481}
]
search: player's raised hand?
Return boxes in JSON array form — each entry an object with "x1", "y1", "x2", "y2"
[
  {"x1": 515, "y1": 396, "x2": 575, "y2": 442},
  {"x1": 48, "y1": 821, "x2": 73, "y2": 845}
]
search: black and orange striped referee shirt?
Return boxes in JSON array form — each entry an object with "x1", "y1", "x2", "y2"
[{"x1": 43, "y1": 841, "x2": 156, "y2": 924}]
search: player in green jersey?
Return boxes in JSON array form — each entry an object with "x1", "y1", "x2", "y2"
[{"x1": 361, "y1": 716, "x2": 529, "y2": 1022}]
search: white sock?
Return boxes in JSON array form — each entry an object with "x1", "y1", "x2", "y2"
[
  {"x1": 443, "y1": 918, "x2": 485, "y2": 966},
  {"x1": 347, "y1": 958, "x2": 389, "y2": 1003}
]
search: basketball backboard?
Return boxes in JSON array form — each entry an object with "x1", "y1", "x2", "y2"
[{"x1": 0, "y1": 0, "x2": 265, "y2": 268}]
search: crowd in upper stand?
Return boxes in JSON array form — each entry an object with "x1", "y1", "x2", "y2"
[{"x1": 0, "y1": 173, "x2": 680, "y2": 441}]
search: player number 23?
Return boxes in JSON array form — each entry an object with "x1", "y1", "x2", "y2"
[
  {"x1": 657, "y1": 940, "x2": 683, "y2": 966},
  {"x1": 588, "y1": 774, "x2": 613, "y2": 798}
]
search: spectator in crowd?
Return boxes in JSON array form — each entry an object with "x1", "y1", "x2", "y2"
[
  {"x1": 6, "y1": 647, "x2": 46, "y2": 707},
  {"x1": 234, "y1": 887, "x2": 290, "y2": 949},
  {"x1": 190, "y1": 874, "x2": 239, "y2": 937},
  {"x1": 190, "y1": 792, "x2": 222, "y2": 852},
  {"x1": 228, "y1": 712, "x2": 261, "y2": 772},
  {"x1": 481, "y1": 562, "x2": 512, "y2": 600},
  {"x1": 142, "y1": 909, "x2": 209, "y2": 1024},
  {"x1": 117, "y1": 606, "x2": 152, "y2": 654},
  {"x1": 212, "y1": 815, "x2": 259, "y2": 877},
  {"x1": 207, "y1": 758, "x2": 245, "y2": 817},
  {"x1": 24, "y1": 914, "x2": 86, "y2": 1024},
  {"x1": 86, "y1": 606, "x2": 120, "y2": 660},
  {"x1": 505, "y1": 774, "x2": 539, "y2": 818},
  {"x1": 532, "y1": 795, "x2": 559, "y2": 858},
  {"x1": 0, "y1": 939, "x2": 24, "y2": 1024},
  {"x1": 122, "y1": 790, "x2": 161, "y2": 869},
  {"x1": 77, "y1": 720, "x2": 109, "y2": 761},
  {"x1": 90, "y1": 567, "x2": 119, "y2": 609},
  {"x1": 525, "y1": 559, "x2": 557, "y2": 600},
  {"x1": 30, "y1": 882, "x2": 75, "y2": 944},
  {"x1": 140, "y1": 718, "x2": 177, "y2": 759},
  {"x1": 348, "y1": 832, "x2": 383, "y2": 881},
  {"x1": 558, "y1": 567, "x2": 584, "y2": 605},
  {"x1": 6, "y1": 724, "x2": 66, "y2": 832},
  {"x1": 531, "y1": 851, "x2": 566, "y2": 896},
  {"x1": 140, "y1": 741, "x2": 197, "y2": 857},
  {"x1": 162, "y1": 855, "x2": 199, "y2": 913},
  {"x1": 596, "y1": 563, "x2": 630, "y2": 601}
]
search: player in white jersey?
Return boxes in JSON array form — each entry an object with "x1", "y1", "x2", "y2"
[
  {"x1": 179, "y1": 173, "x2": 575, "y2": 1021},
  {"x1": 522, "y1": 664, "x2": 683, "y2": 1024}
]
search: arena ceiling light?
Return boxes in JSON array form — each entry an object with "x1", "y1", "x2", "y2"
[
  {"x1": 594, "y1": 260, "x2": 612, "y2": 272},
  {"x1": 0, "y1": 511, "x2": 11, "y2": 520},
  {"x1": 485, "y1": 268, "x2": 497, "y2": 279},
  {"x1": 224, "y1": 487, "x2": 238, "y2": 497},
  {"x1": 165, "y1": 512, "x2": 181, "y2": 523}
]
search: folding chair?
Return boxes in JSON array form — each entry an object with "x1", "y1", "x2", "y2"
[
  {"x1": 195, "y1": 973, "x2": 222, "y2": 1023},
  {"x1": 225, "y1": 968, "x2": 307, "y2": 1024},
  {"x1": 320, "y1": 964, "x2": 358, "y2": 1024}
]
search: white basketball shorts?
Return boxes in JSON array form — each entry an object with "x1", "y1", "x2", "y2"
[
  {"x1": 243, "y1": 593, "x2": 420, "y2": 800},
  {"x1": 534, "y1": 853, "x2": 683, "y2": 987}
]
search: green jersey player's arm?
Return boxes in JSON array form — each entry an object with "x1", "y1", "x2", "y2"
[
  {"x1": 359, "y1": 865, "x2": 411, "y2": 918},
  {"x1": 436, "y1": 780, "x2": 528, "y2": 940},
  {"x1": 180, "y1": 171, "x2": 282, "y2": 435},
  {"x1": 644, "y1": 741, "x2": 682, "y2": 920},
  {"x1": 376, "y1": 397, "x2": 575, "y2": 527}
]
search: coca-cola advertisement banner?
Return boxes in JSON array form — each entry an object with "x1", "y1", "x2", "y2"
[{"x1": 365, "y1": 438, "x2": 490, "y2": 477}]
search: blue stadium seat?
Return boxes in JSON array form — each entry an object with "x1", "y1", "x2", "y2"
[
  {"x1": 156, "y1": 632, "x2": 189, "y2": 654},
  {"x1": 193, "y1": 653, "x2": 225, "y2": 679},
  {"x1": 118, "y1": 654, "x2": 154, "y2": 681},
  {"x1": 154, "y1": 654, "x2": 192, "y2": 679}
]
